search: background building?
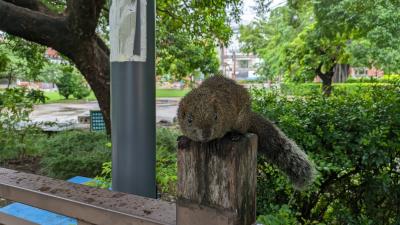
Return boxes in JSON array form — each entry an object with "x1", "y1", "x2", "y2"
[{"x1": 219, "y1": 25, "x2": 261, "y2": 80}]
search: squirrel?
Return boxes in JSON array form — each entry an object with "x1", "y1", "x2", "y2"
[{"x1": 177, "y1": 75, "x2": 315, "y2": 190}]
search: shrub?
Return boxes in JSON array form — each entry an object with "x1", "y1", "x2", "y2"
[
  {"x1": 55, "y1": 67, "x2": 76, "y2": 99},
  {"x1": 279, "y1": 83, "x2": 321, "y2": 95},
  {"x1": 156, "y1": 127, "x2": 180, "y2": 153},
  {"x1": 257, "y1": 205, "x2": 299, "y2": 225},
  {"x1": 0, "y1": 88, "x2": 46, "y2": 160},
  {"x1": 73, "y1": 84, "x2": 91, "y2": 99},
  {"x1": 345, "y1": 77, "x2": 380, "y2": 83},
  {"x1": 346, "y1": 75, "x2": 400, "y2": 84},
  {"x1": 237, "y1": 78, "x2": 267, "y2": 84},
  {"x1": 0, "y1": 126, "x2": 45, "y2": 161},
  {"x1": 93, "y1": 161, "x2": 112, "y2": 189},
  {"x1": 155, "y1": 127, "x2": 180, "y2": 197},
  {"x1": 381, "y1": 74, "x2": 400, "y2": 83},
  {"x1": 56, "y1": 65, "x2": 91, "y2": 100},
  {"x1": 156, "y1": 145, "x2": 177, "y2": 197},
  {"x1": 252, "y1": 83, "x2": 400, "y2": 224},
  {"x1": 93, "y1": 127, "x2": 180, "y2": 199},
  {"x1": 39, "y1": 131, "x2": 111, "y2": 179},
  {"x1": 280, "y1": 82, "x2": 394, "y2": 96}
]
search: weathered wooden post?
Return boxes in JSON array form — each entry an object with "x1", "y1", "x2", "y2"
[{"x1": 177, "y1": 134, "x2": 258, "y2": 225}]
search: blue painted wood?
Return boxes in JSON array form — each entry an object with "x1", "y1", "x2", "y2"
[
  {"x1": 67, "y1": 176, "x2": 93, "y2": 185},
  {"x1": 0, "y1": 176, "x2": 92, "y2": 225},
  {"x1": 0, "y1": 203, "x2": 77, "y2": 225}
]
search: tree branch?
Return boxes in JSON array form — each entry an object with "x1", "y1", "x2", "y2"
[
  {"x1": 66, "y1": 0, "x2": 105, "y2": 38},
  {"x1": 304, "y1": 168, "x2": 360, "y2": 220},
  {"x1": 95, "y1": 35, "x2": 110, "y2": 56},
  {"x1": 0, "y1": 0, "x2": 69, "y2": 51},
  {"x1": 3, "y1": 0, "x2": 58, "y2": 16}
]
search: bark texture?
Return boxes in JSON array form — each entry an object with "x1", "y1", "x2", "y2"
[
  {"x1": 0, "y1": 0, "x2": 111, "y2": 133},
  {"x1": 317, "y1": 64, "x2": 335, "y2": 96},
  {"x1": 177, "y1": 133, "x2": 257, "y2": 225},
  {"x1": 332, "y1": 64, "x2": 350, "y2": 83}
]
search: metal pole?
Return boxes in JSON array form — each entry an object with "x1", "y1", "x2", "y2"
[{"x1": 110, "y1": 0, "x2": 156, "y2": 198}]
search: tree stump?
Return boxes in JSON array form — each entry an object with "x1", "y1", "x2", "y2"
[{"x1": 177, "y1": 133, "x2": 257, "y2": 225}]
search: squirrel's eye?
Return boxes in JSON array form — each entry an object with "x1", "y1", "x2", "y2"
[
  {"x1": 187, "y1": 115, "x2": 193, "y2": 124},
  {"x1": 214, "y1": 113, "x2": 218, "y2": 120}
]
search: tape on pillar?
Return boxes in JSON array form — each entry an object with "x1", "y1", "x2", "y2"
[{"x1": 110, "y1": 0, "x2": 147, "y2": 62}]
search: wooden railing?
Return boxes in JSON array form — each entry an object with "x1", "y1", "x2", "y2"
[
  {"x1": 0, "y1": 167, "x2": 176, "y2": 225},
  {"x1": 0, "y1": 134, "x2": 257, "y2": 225}
]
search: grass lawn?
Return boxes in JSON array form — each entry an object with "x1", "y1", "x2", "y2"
[
  {"x1": 44, "y1": 91, "x2": 97, "y2": 103},
  {"x1": 156, "y1": 89, "x2": 189, "y2": 98},
  {"x1": 43, "y1": 89, "x2": 189, "y2": 104}
]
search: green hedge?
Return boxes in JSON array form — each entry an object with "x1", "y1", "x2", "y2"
[
  {"x1": 251, "y1": 83, "x2": 400, "y2": 224},
  {"x1": 279, "y1": 83, "x2": 321, "y2": 95},
  {"x1": 280, "y1": 82, "x2": 395, "y2": 96},
  {"x1": 92, "y1": 127, "x2": 181, "y2": 199},
  {"x1": 155, "y1": 127, "x2": 180, "y2": 198},
  {"x1": 38, "y1": 131, "x2": 111, "y2": 179},
  {"x1": 346, "y1": 75, "x2": 400, "y2": 83},
  {"x1": 0, "y1": 88, "x2": 46, "y2": 160}
]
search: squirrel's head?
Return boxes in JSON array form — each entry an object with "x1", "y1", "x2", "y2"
[{"x1": 177, "y1": 88, "x2": 228, "y2": 142}]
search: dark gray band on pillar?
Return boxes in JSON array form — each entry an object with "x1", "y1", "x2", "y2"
[{"x1": 110, "y1": 0, "x2": 156, "y2": 198}]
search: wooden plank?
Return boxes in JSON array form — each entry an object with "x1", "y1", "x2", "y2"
[{"x1": 0, "y1": 211, "x2": 39, "y2": 225}]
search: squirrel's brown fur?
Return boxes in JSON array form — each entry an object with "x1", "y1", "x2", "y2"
[{"x1": 178, "y1": 75, "x2": 315, "y2": 190}]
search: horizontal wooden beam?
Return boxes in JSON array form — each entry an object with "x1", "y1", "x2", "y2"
[
  {"x1": 0, "y1": 168, "x2": 176, "y2": 225},
  {"x1": 0, "y1": 211, "x2": 39, "y2": 225}
]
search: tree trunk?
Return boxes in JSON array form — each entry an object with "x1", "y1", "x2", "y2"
[
  {"x1": 67, "y1": 38, "x2": 111, "y2": 134},
  {"x1": 333, "y1": 64, "x2": 350, "y2": 83},
  {"x1": 317, "y1": 65, "x2": 335, "y2": 96},
  {"x1": 7, "y1": 72, "x2": 12, "y2": 88},
  {"x1": 321, "y1": 75, "x2": 332, "y2": 96}
]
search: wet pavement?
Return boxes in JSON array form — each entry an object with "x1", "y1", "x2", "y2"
[{"x1": 30, "y1": 99, "x2": 179, "y2": 129}]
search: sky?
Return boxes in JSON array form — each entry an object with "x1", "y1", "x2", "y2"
[
  {"x1": 241, "y1": 0, "x2": 287, "y2": 24},
  {"x1": 227, "y1": 0, "x2": 286, "y2": 51}
]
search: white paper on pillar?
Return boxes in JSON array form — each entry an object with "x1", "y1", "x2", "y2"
[{"x1": 110, "y1": 0, "x2": 147, "y2": 62}]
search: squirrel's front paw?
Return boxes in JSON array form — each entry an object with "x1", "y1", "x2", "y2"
[
  {"x1": 177, "y1": 136, "x2": 191, "y2": 149},
  {"x1": 227, "y1": 131, "x2": 243, "y2": 142}
]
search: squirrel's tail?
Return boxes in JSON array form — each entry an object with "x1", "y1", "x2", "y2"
[{"x1": 248, "y1": 112, "x2": 316, "y2": 190}]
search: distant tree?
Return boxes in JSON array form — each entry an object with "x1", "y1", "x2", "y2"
[
  {"x1": 56, "y1": 66, "x2": 78, "y2": 100},
  {"x1": 239, "y1": 6, "x2": 300, "y2": 81},
  {"x1": 37, "y1": 63, "x2": 63, "y2": 84},
  {"x1": 6, "y1": 35, "x2": 48, "y2": 81},
  {"x1": 314, "y1": 0, "x2": 400, "y2": 74},
  {"x1": 240, "y1": 0, "x2": 400, "y2": 95},
  {"x1": 0, "y1": 34, "x2": 49, "y2": 86},
  {"x1": 73, "y1": 76, "x2": 91, "y2": 100},
  {"x1": 157, "y1": 31, "x2": 220, "y2": 81},
  {"x1": 0, "y1": 50, "x2": 12, "y2": 85}
]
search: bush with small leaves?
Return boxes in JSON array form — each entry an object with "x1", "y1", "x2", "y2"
[
  {"x1": 252, "y1": 83, "x2": 400, "y2": 224},
  {"x1": 38, "y1": 131, "x2": 111, "y2": 179}
]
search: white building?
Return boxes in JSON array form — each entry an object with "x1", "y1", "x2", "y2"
[{"x1": 219, "y1": 25, "x2": 261, "y2": 80}]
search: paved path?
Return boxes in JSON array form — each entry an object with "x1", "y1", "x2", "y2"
[{"x1": 30, "y1": 99, "x2": 179, "y2": 125}]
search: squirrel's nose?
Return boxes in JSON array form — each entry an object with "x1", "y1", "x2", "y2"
[{"x1": 202, "y1": 129, "x2": 211, "y2": 140}]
